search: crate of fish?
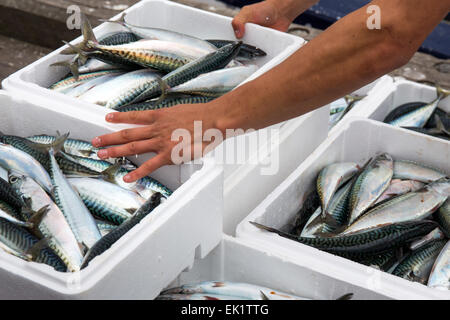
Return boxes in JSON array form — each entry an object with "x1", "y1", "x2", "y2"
[
  {"x1": 346, "y1": 78, "x2": 450, "y2": 141},
  {"x1": 2, "y1": 0, "x2": 329, "y2": 235},
  {"x1": 0, "y1": 90, "x2": 223, "y2": 299},
  {"x1": 236, "y1": 117, "x2": 450, "y2": 299},
  {"x1": 327, "y1": 75, "x2": 394, "y2": 134},
  {"x1": 161, "y1": 235, "x2": 386, "y2": 300}
]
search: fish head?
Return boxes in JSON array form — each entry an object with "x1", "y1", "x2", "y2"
[
  {"x1": 429, "y1": 177, "x2": 450, "y2": 196},
  {"x1": 8, "y1": 172, "x2": 25, "y2": 191}
]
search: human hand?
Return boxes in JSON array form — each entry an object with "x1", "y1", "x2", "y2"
[
  {"x1": 232, "y1": 1, "x2": 292, "y2": 38},
  {"x1": 91, "y1": 102, "x2": 222, "y2": 182}
]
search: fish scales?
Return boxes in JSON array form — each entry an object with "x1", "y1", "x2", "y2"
[
  {"x1": 68, "y1": 177, "x2": 146, "y2": 225},
  {"x1": 0, "y1": 217, "x2": 66, "y2": 272},
  {"x1": 11, "y1": 175, "x2": 83, "y2": 271},
  {"x1": 48, "y1": 149, "x2": 101, "y2": 250},
  {"x1": 115, "y1": 95, "x2": 214, "y2": 112},
  {"x1": 392, "y1": 240, "x2": 446, "y2": 283},
  {"x1": 1, "y1": 135, "x2": 100, "y2": 177},
  {"x1": 251, "y1": 220, "x2": 437, "y2": 259},
  {"x1": 81, "y1": 193, "x2": 162, "y2": 269},
  {"x1": 348, "y1": 153, "x2": 394, "y2": 224}
]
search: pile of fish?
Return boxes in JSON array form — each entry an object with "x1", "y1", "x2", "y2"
[
  {"x1": 328, "y1": 94, "x2": 365, "y2": 129},
  {"x1": 50, "y1": 13, "x2": 266, "y2": 111},
  {"x1": 251, "y1": 153, "x2": 450, "y2": 290},
  {"x1": 157, "y1": 281, "x2": 353, "y2": 300},
  {"x1": 0, "y1": 132, "x2": 170, "y2": 272},
  {"x1": 383, "y1": 86, "x2": 450, "y2": 140}
]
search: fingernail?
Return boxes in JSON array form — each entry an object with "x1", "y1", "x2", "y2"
[
  {"x1": 123, "y1": 174, "x2": 133, "y2": 183},
  {"x1": 106, "y1": 113, "x2": 114, "y2": 121},
  {"x1": 97, "y1": 149, "x2": 108, "y2": 159},
  {"x1": 92, "y1": 137, "x2": 101, "y2": 147}
]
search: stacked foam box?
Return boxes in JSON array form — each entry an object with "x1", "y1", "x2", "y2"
[
  {"x1": 0, "y1": 0, "x2": 332, "y2": 299},
  {"x1": 0, "y1": 90, "x2": 222, "y2": 299},
  {"x1": 236, "y1": 117, "x2": 450, "y2": 300},
  {"x1": 1, "y1": 0, "x2": 329, "y2": 236}
]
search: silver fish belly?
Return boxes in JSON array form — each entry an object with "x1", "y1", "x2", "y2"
[{"x1": 49, "y1": 149, "x2": 101, "y2": 249}]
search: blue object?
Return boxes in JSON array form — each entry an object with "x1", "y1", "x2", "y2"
[{"x1": 219, "y1": 0, "x2": 450, "y2": 58}]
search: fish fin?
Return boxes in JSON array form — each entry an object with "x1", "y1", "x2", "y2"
[
  {"x1": 125, "y1": 208, "x2": 137, "y2": 215},
  {"x1": 100, "y1": 162, "x2": 122, "y2": 182},
  {"x1": 25, "y1": 237, "x2": 51, "y2": 261},
  {"x1": 260, "y1": 291, "x2": 270, "y2": 300},
  {"x1": 436, "y1": 86, "x2": 450, "y2": 100},
  {"x1": 52, "y1": 132, "x2": 70, "y2": 155},
  {"x1": 27, "y1": 205, "x2": 50, "y2": 231},
  {"x1": 336, "y1": 293, "x2": 353, "y2": 300},
  {"x1": 434, "y1": 115, "x2": 450, "y2": 137},
  {"x1": 50, "y1": 57, "x2": 80, "y2": 81},
  {"x1": 407, "y1": 271, "x2": 427, "y2": 284},
  {"x1": 249, "y1": 221, "x2": 299, "y2": 241},
  {"x1": 61, "y1": 15, "x2": 98, "y2": 55},
  {"x1": 153, "y1": 76, "x2": 169, "y2": 106},
  {"x1": 98, "y1": 12, "x2": 127, "y2": 26},
  {"x1": 78, "y1": 242, "x2": 89, "y2": 256},
  {"x1": 77, "y1": 149, "x2": 96, "y2": 157},
  {"x1": 308, "y1": 211, "x2": 325, "y2": 228}
]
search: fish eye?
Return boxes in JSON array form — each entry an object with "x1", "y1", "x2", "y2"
[{"x1": 9, "y1": 176, "x2": 18, "y2": 184}]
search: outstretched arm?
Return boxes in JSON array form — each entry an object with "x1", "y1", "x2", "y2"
[{"x1": 94, "y1": 0, "x2": 450, "y2": 182}]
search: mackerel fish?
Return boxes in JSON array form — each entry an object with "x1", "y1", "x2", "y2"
[
  {"x1": 48, "y1": 148, "x2": 101, "y2": 250},
  {"x1": 250, "y1": 220, "x2": 436, "y2": 259},
  {"x1": 0, "y1": 217, "x2": 66, "y2": 272},
  {"x1": 348, "y1": 153, "x2": 394, "y2": 224},
  {"x1": 393, "y1": 160, "x2": 447, "y2": 183},
  {"x1": 10, "y1": 174, "x2": 83, "y2": 271},
  {"x1": 81, "y1": 192, "x2": 162, "y2": 269},
  {"x1": 68, "y1": 177, "x2": 146, "y2": 225},
  {"x1": 78, "y1": 69, "x2": 163, "y2": 108},
  {"x1": 0, "y1": 143, "x2": 52, "y2": 193},
  {"x1": 316, "y1": 162, "x2": 359, "y2": 217},
  {"x1": 342, "y1": 178, "x2": 449, "y2": 235},
  {"x1": 392, "y1": 239, "x2": 446, "y2": 284},
  {"x1": 427, "y1": 240, "x2": 450, "y2": 290}
]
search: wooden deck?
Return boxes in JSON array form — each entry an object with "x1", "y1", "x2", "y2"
[{"x1": 0, "y1": 0, "x2": 448, "y2": 88}]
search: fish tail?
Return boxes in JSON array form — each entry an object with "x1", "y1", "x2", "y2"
[
  {"x1": 336, "y1": 293, "x2": 353, "y2": 300},
  {"x1": 100, "y1": 162, "x2": 122, "y2": 182},
  {"x1": 154, "y1": 76, "x2": 169, "y2": 105},
  {"x1": 436, "y1": 86, "x2": 450, "y2": 100},
  {"x1": 50, "y1": 56, "x2": 80, "y2": 81},
  {"x1": 249, "y1": 221, "x2": 298, "y2": 241},
  {"x1": 98, "y1": 12, "x2": 127, "y2": 26},
  {"x1": 61, "y1": 15, "x2": 98, "y2": 55},
  {"x1": 434, "y1": 115, "x2": 450, "y2": 137}
]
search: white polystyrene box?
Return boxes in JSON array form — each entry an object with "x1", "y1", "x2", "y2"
[
  {"x1": 348, "y1": 77, "x2": 450, "y2": 121},
  {"x1": 1, "y1": 0, "x2": 329, "y2": 234},
  {"x1": 0, "y1": 91, "x2": 223, "y2": 299},
  {"x1": 328, "y1": 75, "x2": 394, "y2": 136},
  {"x1": 236, "y1": 117, "x2": 450, "y2": 300},
  {"x1": 169, "y1": 235, "x2": 392, "y2": 300}
]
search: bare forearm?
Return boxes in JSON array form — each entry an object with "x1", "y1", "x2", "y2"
[{"x1": 217, "y1": 0, "x2": 450, "y2": 132}]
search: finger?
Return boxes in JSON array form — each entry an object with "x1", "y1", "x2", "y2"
[
  {"x1": 232, "y1": 8, "x2": 251, "y2": 38},
  {"x1": 123, "y1": 154, "x2": 168, "y2": 182},
  {"x1": 97, "y1": 140, "x2": 157, "y2": 159},
  {"x1": 92, "y1": 125, "x2": 154, "y2": 147},
  {"x1": 231, "y1": 17, "x2": 246, "y2": 39},
  {"x1": 105, "y1": 110, "x2": 157, "y2": 125}
]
